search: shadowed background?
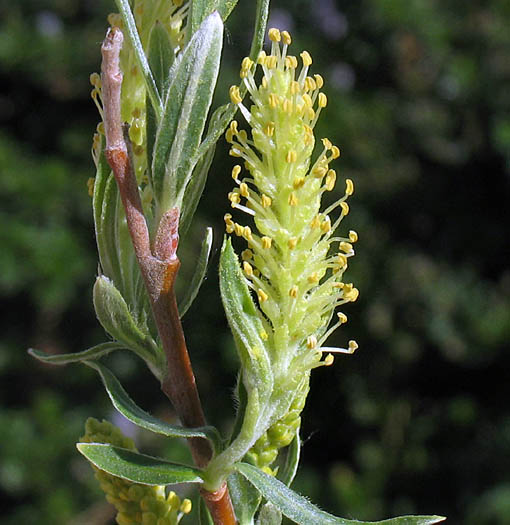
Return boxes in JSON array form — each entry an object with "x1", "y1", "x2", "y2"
[{"x1": 1, "y1": 0, "x2": 509, "y2": 523}]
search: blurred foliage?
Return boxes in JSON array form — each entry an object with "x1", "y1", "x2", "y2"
[{"x1": 1, "y1": 0, "x2": 509, "y2": 524}]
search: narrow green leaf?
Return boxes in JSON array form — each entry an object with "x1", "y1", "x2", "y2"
[
  {"x1": 178, "y1": 227, "x2": 213, "y2": 318},
  {"x1": 278, "y1": 432, "x2": 300, "y2": 487},
  {"x1": 85, "y1": 360, "x2": 222, "y2": 452},
  {"x1": 93, "y1": 275, "x2": 159, "y2": 365},
  {"x1": 194, "y1": 0, "x2": 270, "y2": 162},
  {"x1": 235, "y1": 463, "x2": 446, "y2": 525},
  {"x1": 199, "y1": 496, "x2": 214, "y2": 525},
  {"x1": 151, "y1": 12, "x2": 223, "y2": 215},
  {"x1": 219, "y1": 239, "x2": 271, "y2": 381},
  {"x1": 189, "y1": 0, "x2": 238, "y2": 37},
  {"x1": 180, "y1": 142, "x2": 216, "y2": 239},
  {"x1": 147, "y1": 21, "x2": 175, "y2": 98},
  {"x1": 28, "y1": 342, "x2": 123, "y2": 365},
  {"x1": 77, "y1": 443, "x2": 203, "y2": 485},
  {"x1": 114, "y1": 0, "x2": 162, "y2": 118},
  {"x1": 228, "y1": 471, "x2": 261, "y2": 525}
]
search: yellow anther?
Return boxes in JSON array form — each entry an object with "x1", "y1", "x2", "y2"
[
  {"x1": 345, "y1": 178, "x2": 354, "y2": 196},
  {"x1": 348, "y1": 340, "x2": 359, "y2": 352},
  {"x1": 285, "y1": 56, "x2": 298, "y2": 69},
  {"x1": 337, "y1": 312, "x2": 348, "y2": 324},
  {"x1": 268, "y1": 28, "x2": 281, "y2": 42},
  {"x1": 286, "y1": 150, "x2": 297, "y2": 163},
  {"x1": 262, "y1": 76, "x2": 268, "y2": 88},
  {"x1": 310, "y1": 215, "x2": 321, "y2": 229},
  {"x1": 97, "y1": 122, "x2": 105, "y2": 135},
  {"x1": 304, "y1": 76, "x2": 317, "y2": 91},
  {"x1": 232, "y1": 165, "x2": 241, "y2": 180},
  {"x1": 224, "y1": 213, "x2": 233, "y2": 223},
  {"x1": 308, "y1": 272, "x2": 319, "y2": 284},
  {"x1": 226, "y1": 222, "x2": 235, "y2": 233},
  {"x1": 258, "y1": 289, "x2": 268, "y2": 302},
  {"x1": 225, "y1": 129, "x2": 234, "y2": 143},
  {"x1": 300, "y1": 50, "x2": 313, "y2": 66},
  {"x1": 333, "y1": 282, "x2": 345, "y2": 289},
  {"x1": 321, "y1": 216, "x2": 331, "y2": 233},
  {"x1": 261, "y1": 236, "x2": 272, "y2": 249},
  {"x1": 180, "y1": 499, "x2": 192, "y2": 514},
  {"x1": 288, "y1": 237, "x2": 298, "y2": 249},
  {"x1": 243, "y1": 226, "x2": 253, "y2": 240},
  {"x1": 241, "y1": 57, "x2": 254, "y2": 71},
  {"x1": 324, "y1": 354, "x2": 335, "y2": 366},
  {"x1": 243, "y1": 261, "x2": 254, "y2": 277},
  {"x1": 229, "y1": 120, "x2": 239, "y2": 135},
  {"x1": 289, "y1": 285, "x2": 299, "y2": 298},
  {"x1": 290, "y1": 80, "x2": 300, "y2": 95},
  {"x1": 344, "y1": 286, "x2": 359, "y2": 302},
  {"x1": 325, "y1": 169, "x2": 336, "y2": 191},
  {"x1": 318, "y1": 93, "x2": 328, "y2": 108},
  {"x1": 261, "y1": 194, "x2": 272, "y2": 208},
  {"x1": 340, "y1": 241, "x2": 353, "y2": 253},
  {"x1": 307, "y1": 335, "x2": 317, "y2": 349},
  {"x1": 229, "y1": 85, "x2": 242, "y2": 104},
  {"x1": 288, "y1": 192, "x2": 298, "y2": 205},
  {"x1": 128, "y1": 119, "x2": 143, "y2": 146},
  {"x1": 240, "y1": 182, "x2": 249, "y2": 197},
  {"x1": 293, "y1": 176, "x2": 305, "y2": 189},
  {"x1": 307, "y1": 107, "x2": 316, "y2": 120},
  {"x1": 331, "y1": 145, "x2": 340, "y2": 159},
  {"x1": 260, "y1": 330, "x2": 269, "y2": 340},
  {"x1": 302, "y1": 93, "x2": 313, "y2": 107},
  {"x1": 234, "y1": 223, "x2": 244, "y2": 236},
  {"x1": 322, "y1": 138, "x2": 333, "y2": 150},
  {"x1": 87, "y1": 177, "x2": 95, "y2": 197},
  {"x1": 228, "y1": 191, "x2": 241, "y2": 205},
  {"x1": 266, "y1": 55, "x2": 278, "y2": 69},
  {"x1": 337, "y1": 254, "x2": 348, "y2": 267},
  {"x1": 281, "y1": 30, "x2": 292, "y2": 45},
  {"x1": 340, "y1": 201, "x2": 350, "y2": 215},
  {"x1": 268, "y1": 93, "x2": 279, "y2": 108},
  {"x1": 283, "y1": 99, "x2": 293, "y2": 114},
  {"x1": 257, "y1": 50, "x2": 267, "y2": 64},
  {"x1": 349, "y1": 230, "x2": 359, "y2": 243},
  {"x1": 314, "y1": 74, "x2": 324, "y2": 88},
  {"x1": 241, "y1": 249, "x2": 253, "y2": 260},
  {"x1": 264, "y1": 122, "x2": 275, "y2": 136},
  {"x1": 89, "y1": 72, "x2": 101, "y2": 88},
  {"x1": 238, "y1": 129, "x2": 248, "y2": 142}
]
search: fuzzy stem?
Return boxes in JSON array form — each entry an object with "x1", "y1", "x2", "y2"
[{"x1": 101, "y1": 27, "x2": 236, "y2": 525}]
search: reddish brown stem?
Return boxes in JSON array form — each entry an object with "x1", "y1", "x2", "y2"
[{"x1": 100, "y1": 28, "x2": 237, "y2": 524}]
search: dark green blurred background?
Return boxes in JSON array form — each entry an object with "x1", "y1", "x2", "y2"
[{"x1": 1, "y1": 1, "x2": 509, "y2": 523}]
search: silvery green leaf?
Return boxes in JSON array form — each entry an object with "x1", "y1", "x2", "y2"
[
  {"x1": 85, "y1": 360, "x2": 222, "y2": 453},
  {"x1": 278, "y1": 432, "x2": 300, "y2": 487},
  {"x1": 28, "y1": 342, "x2": 124, "y2": 365},
  {"x1": 189, "y1": 0, "x2": 238, "y2": 37},
  {"x1": 77, "y1": 443, "x2": 203, "y2": 485},
  {"x1": 151, "y1": 12, "x2": 223, "y2": 216},
  {"x1": 178, "y1": 227, "x2": 213, "y2": 318},
  {"x1": 147, "y1": 21, "x2": 175, "y2": 99},
  {"x1": 93, "y1": 275, "x2": 161, "y2": 369},
  {"x1": 256, "y1": 502, "x2": 282, "y2": 525},
  {"x1": 114, "y1": 0, "x2": 162, "y2": 117},
  {"x1": 219, "y1": 239, "x2": 272, "y2": 390},
  {"x1": 235, "y1": 463, "x2": 446, "y2": 525},
  {"x1": 228, "y1": 470, "x2": 261, "y2": 525}
]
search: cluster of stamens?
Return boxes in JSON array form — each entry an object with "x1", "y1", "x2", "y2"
[{"x1": 226, "y1": 28, "x2": 359, "y2": 367}]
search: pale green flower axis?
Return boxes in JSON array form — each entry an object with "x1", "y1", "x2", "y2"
[
  {"x1": 225, "y1": 29, "x2": 359, "y2": 471},
  {"x1": 81, "y1": 418, "x2": 192, "y2": 525},
  {"x1": 90, "y1": 0, "x2": 189, "y2": 182}
]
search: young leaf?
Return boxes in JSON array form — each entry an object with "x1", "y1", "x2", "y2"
[
  {"x1": 227, "y1": 471, "x2": 261, "y2": 525},
  {"x1": 151, "y1": 12, "x2": 223, "y2": 216},
  {"x1": 278, "y1": 433, "x2": 300, "y2": 487},
  {"x1": 219, "y1": 238, "x2": 272, "y2": 387},
  {"x1": 28, "y1": 342, "x2": 124, "y2": 365},
  {"x1": 235, "y1": 462, "x2": 446, "y2": 525},
  {"x1": 93, "y1": 275, "x2": 160, "y2": 366},
  {"x1": 199, "y1": 496, "x2": 215, "y2": 525},
  {"x1": 85, "y1": 360, "x2": 222, "y2": 452},
  {"x1": 147, "y1": 21, "x2": 175, "y2": 98},
  {"x1": 256, "y1": 502, "x2": 282, "y2": 525},
  {"x1": 77, "y1": 443, "x2": 203, "y2": 485},
  {"x1": 189, "y1": 0, "x2": 238, "y2": 37},
  {"x1": 178, "y1": 227, "x2": 213, "y2": 318},
  {"x1": 114, "y1": 0, "x2": 162, "y2": 117}
]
